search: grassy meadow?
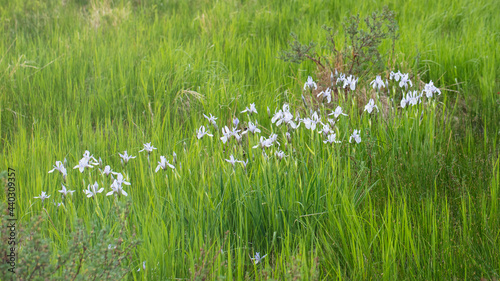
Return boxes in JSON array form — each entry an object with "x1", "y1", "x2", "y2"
[{"x1": 0, "y1": 0, "x2": 499, "y2": 280}]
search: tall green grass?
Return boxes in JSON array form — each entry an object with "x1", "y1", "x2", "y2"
[{"x1": 0, "y1": 0, "x2": 498, "y2": 279}]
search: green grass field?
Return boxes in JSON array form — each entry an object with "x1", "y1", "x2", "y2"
[{"x1": 0, "y1": 0, "x2": 499, "y2": 280}]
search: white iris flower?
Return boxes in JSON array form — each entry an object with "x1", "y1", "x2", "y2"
[
  {"x1": 364, "y1": 99, "x2": 379, "y2": 114},
  {"x1": 155, "y1": 156, "x2": 175, "y2": 172},
  {"x1": 324, "y1": 133, "x2": 341, "y2": 144},
  {"x1": 58, "y1": 184, "x2": 75, "y2": 197},
  {"x1": 241, "y1": 103, "x2": 258, "y2": 115},
  {"x1": 423, "y1": 80, "x2": 441, "y2": 98},
  {"x1": 84, "y1": 182, "x2": 104, "y2": 198},
  {"x1": 196, "y1": 125, "x2": 213, "y2": 139},
  {"x1": 34, "y1": 191, "x2": 50, "y2": 203},
  {"x1": 225, "y1": 155, "x2": 239, "y2": 168},
  {"x1": 303, "y1": 76, "x2": 317, "y2": 91},
  {"x1": 106, "y1": 180, "x2": 128, "y2": 197},
  {"x1": 370, "y1": 75, "x2": 386, "y2": 90},
  {"x1": 48, "y1": 160, "x2": 67, "y2": 180},
  {"x1": 139, "y1": 142, "x2": 157, "y2": 154},
  {"x1": 329, "y1": 106, "x2": 348, "y2": 119},
  {"x1": 203, "y1": 113, "x2": 218, "y2": 128},
  {"x1": 118, "y1": 151, "x2": 136, "y2": 165},
  {"x1": 73, "y1": 158, "x2": 93, "y2": 173},
  {"x1": 317, "y1": 88, "x2": 332, "y2": 103},
  {"x1": 251, "y1": 252, "x2": 267, "y2": 265},
  {"x1": 349, "y1": 130, "x2": 362, "y2": 144}
]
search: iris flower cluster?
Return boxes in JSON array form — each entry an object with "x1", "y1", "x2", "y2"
[
  {"x1": 41, "y1": 143, "x2": 178, "y2": 205},
  {"x1": 38, "y1": 68, "x2": 442, "y2": 266}
]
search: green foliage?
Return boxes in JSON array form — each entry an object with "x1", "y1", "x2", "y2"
[
  {"x1": 278, "y1": 33, "x2": 323, "y2": 68},
  {"x1": 0, "y1": 201, "x2": 140, "y2": 281},
  {"x1": 0, "y1": 0, "x2": 498, "y2": 280},
  {"x1": 280, "y1": 7, "x2": 399, "y2": 76},
  {"x1": 341, "y1": 7, "x2": 399, "y2": 75}
]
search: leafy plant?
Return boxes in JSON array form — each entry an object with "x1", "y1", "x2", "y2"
[
  {"x1": 0, "y1": 200, "x2": 141, "y2": 281},
  {"x1": 279, "y1": 6, "x2": 399, "y2": 77}
]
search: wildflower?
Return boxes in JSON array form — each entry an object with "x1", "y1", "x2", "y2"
[
  {"x1": 242, "y1": 121, "x2": 261, "y2": 135},
  {"x1": 34, "y1": 191, "x2": 50, "y2": 203},
  {"x1": 267, "y1": 106, "x2": 271, "y2": 117},
  {"x1": 275, "y1": 150, "x2": 287, "y2": 160},
  {"x1": 272, "y1": 104, "x2": 298, "y2": 129},
  {"x1": 401, "y1": 91, "x2": 421, "y2": 108},
  {"x1": 268, "y1": 133, "x2": 280, "y2": 147},
  {"x1": 58, "y1": 184, "x2": 75, "y2": 197},
  {"x1": 55, "y1": 202, "x2": 64, "y2": 208},
  {"x1": 400, "y1": 95, "x2": 408, "y2": 108},
  {"x1": 399, "y1": 73, "x2": 413, "y2": 89},
  {"x1": 173, "y1": 152, "x2": 177, "y2": 164},
  {"x1": 364, "y1": 99, "x2": 379, "y2": 114},
  {"x1": 253, "y1": 136, "x2": 273, "y2": 149},
  {"x1": 318, "y1": 123, "x2": 333, "y2": 136},
  {"x1": 251, "y1": 252, "x2": 267, "y2": 265},
  {"x1": 233, "y1": 132, "x2": 242, "y2": 144},
  {"x1": 84, "y1": 182, "x2": 104, "y2": 198},
  {"x1": 220, "y1": 126, "x2": 232, "y2": 144},
  {"x1": 233, "y1": 117, "x2": 240, "y2": 128},
  {"x1": 239, "y1": 159, "x2": 249, "y2": 170},
  {"x1": 155, "y1": 156, "x2": 175, "y2": 172},
  {"x1": 304, "y1": 76, "x2": 318, "y2": 91},
  {"x1": 82, "y1": 150, "x2": 99, "y2": 166},
  {"x1": 336, "y1": 72, "x2": 346, "y2": 84},
  {"x1": 370, "y1": 75, "x2": 386, "y2": 90},
  {"x1": 330, "y1": 71, "x2": 335, "y2": 86},
  {"x1": 423, "y1": 80, "x2": 441, "y2": 98},
  {"x1": 139, "y1": 142, "x2": 157, "y2": 154},
  {"x1": 390, "y1": 70, "x2": 402, "y2": 81},
  {"x1": 232, "y1": 126, "x2": 241, "y2": 136},
  {"x1": 73, "y1": 158, "x2": 93, "y2": 173},
  {"x1": 220, "y1": 126, "x2": 241, "y2": 144},
  {"x1": 225, "y1": 155, "x2": 239, "y2": 168},
  {"x1": 271, "y1": 107, "x2": 284, "y2": 124},
  {"x1": 286, "y1": 132, "x2": 291, "y2": 142},
  {"x1": 241, "y1": 103, "x2": 258, "y2": 115},
  {"x1": 48, "y1": 160, "x2": 67, "y2": 180},
  {"x1": 196, "y1": 125, "x2": 213, "y2": 139},
  {"x1": 203, "y1": 113, "x2": 218, "y2": 128},
  {"x1": 112, "y1": 173, "x2": 131, "y2": 186},
  {"x1": 106, "y1": 180, "x2": 128, "y2": 197},
  {"x1": 343, "y1": 75, "x2": 358, "y2": 91},
  {"x1": 118, "y1": 151, "x2": 136, "y2": 165},
  {"x1": 329, "y1": 106, "x2": 348, "y2": 119},
  {"x1": 99, "y1": 165, "x2": 115, "y2": 176},
  {"x1": 324, "y1": 133, "x2": 341, "y2": 144},
  {"x1": 281, "y1": 111, "x2": 298, "y2": 128},
  {"x1": 302, "y1": 111, "x2": 320, "y2": 131},
  {"x1": 108, "y1": 244, "x2": 116, "y2": 250},
  {"x1": 303, "y1": 76, "x2": 317, "y2": 91},
  {"x1": 327, "y1": 118, "x2": 336, "y2": 127},
  {"x1": 408, "y1": 91, "x2": 422, "y2": 106},
  {"x1": 317, "y1": 88, "x2": 332, "y2": 103},
  {"x1": 349, "y1": 130, "x2": 362, "y2": 144}
]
